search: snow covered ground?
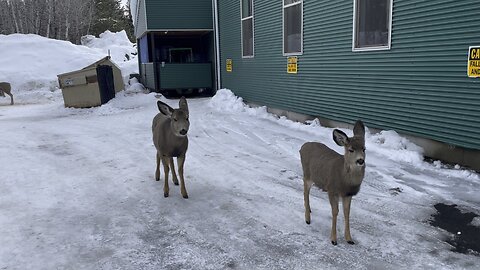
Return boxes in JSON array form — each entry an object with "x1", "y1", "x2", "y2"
[{"x1": 1, "y1": 33, "x2": 479, "y2": 269}]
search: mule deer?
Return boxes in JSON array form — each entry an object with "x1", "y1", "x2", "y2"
[
  {"x1": 152, "y1": 97, "x2": 190, "y2": 198},
  {"x1": 300, "y1": 120, "x2": 366, "y2": 245},
  {"x1": 0, "y1": 82, "x2": 14, "y2": 105}
]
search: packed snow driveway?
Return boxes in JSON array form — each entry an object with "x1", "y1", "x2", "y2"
[{"x1": 0, "y1": 90, "x2": 479, "y2": 270}]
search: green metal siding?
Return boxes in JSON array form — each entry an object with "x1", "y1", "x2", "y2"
[
  {"x1": 146, "y1": 0, "x2": 213, "y2": 30},
  {"x1": 218, "y1": 0, "x2": 480, "y2": 150},
  {"x1": 135, "y1": 0, "x2": 148, "y2": 38},
  {"x1": 159, "y1": 63, "x2": 213, "y2": 89}
]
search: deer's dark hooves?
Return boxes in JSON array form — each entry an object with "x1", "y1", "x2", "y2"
[
  {"x1": 347, "y1": 241, "x2": 355, "y2": 245},
  {"x1": 182, "y1": 194, "x2": 189, "y2": 199},
  {"x1": 164, "y1": 193, "x2": 169, "y2": 198},
  {"x1": 305, "y1": 220, "x2": 310, "y2": 225},
  {"x1": 155, "y1": 178, "x2": 159, "y2": 181},
  {"x1": 331, "y1": 241, "x2": 337, "y2": 246},
  {"x1": 174, "y1": 182, "x2": 179, "y2": 186}
]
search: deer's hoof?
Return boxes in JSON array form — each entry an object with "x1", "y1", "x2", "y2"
[
  {"x1": 305, "y1": 220, "x2": 310, "y2": 225},
  {"x1": 331, "y1": 241, "x2": 337, "y2": 246},
  {"x1": 347, "y1": 240, "x2": 355, "y2": 245},
  {"x1": 164, "y1": 193, "x2": 169, "y2": 198},
  {"x1": 174, "y1": 181, "x2": 179, "y2": 186},
  {"x1": 182, "y1": 194, "x2": 189, "y2": 199}
]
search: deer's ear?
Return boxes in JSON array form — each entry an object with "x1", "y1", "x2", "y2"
[
  {"x1": 157, "y1": 101, "x2": 174, "y2": 117},
  {"x1": 353, "y1": 120, "x2": 365, "y2": 138},
  {"x1": 333, "y1": 129, "x2": 349, "y2": 146},
  {"x1": 179, "y1": 96, "x2": 189, "y2": 116}
]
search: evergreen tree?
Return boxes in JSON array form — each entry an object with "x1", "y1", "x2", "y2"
[{"x1": 91, "y1": 0, "x2": 134, "y2": 41}]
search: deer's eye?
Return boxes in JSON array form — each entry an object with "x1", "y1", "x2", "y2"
[
  {"x1": 348, "y1": 149, "x2": 354, "y2": 153},
  {"x1": 173, "y1": 118, "x2": 178, "y2": 122}
]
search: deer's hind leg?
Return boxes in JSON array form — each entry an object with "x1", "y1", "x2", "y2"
[
  {"x1": 155, "y1": 152, "x2": 161, "y2": 181},
  {"x1": 5, "y1": 91, "x2": 13, "y2": 105},
  {"x1": 303, "y1": 179, "x2": 313, "y2": 224}
]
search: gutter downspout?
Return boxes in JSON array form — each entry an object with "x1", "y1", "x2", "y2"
[{"x1": 212, "y1": 0, "x2": 221, "y2": 90}]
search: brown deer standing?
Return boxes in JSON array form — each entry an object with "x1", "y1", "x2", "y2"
[
  {"x1": 0, "y1": 82, "x2": 14, "y2": 105},
  {"x1": 152, "y1": 97, "x2": 190, "y2": 198},
  {"x1": 300, "y1": 120, "x2": 366, "y2": 245}
]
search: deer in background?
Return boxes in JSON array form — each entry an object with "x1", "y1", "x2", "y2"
[
  {"x1": 0, "y1": 82, "x2": 14, "y2": 105},
  {"x1": 300, "y1": 120, "x2": 366, "y2": 245},
  {"x1": 152, "y1": 97, "x2": 190, "y2": 198}
]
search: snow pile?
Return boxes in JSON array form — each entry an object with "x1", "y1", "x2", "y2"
[
  {"x1": 471, "y1": 217, "x2": 480, "y2": 227},
  {"x1": 209, "y1": 89, "x2": 476, "y2": 175},
  {"x1": 209, "y1": 88, "x2": 267, "y2": 116},
  {"x1": 367, "y1": 130, "x2": 424, "y2": 164},
  {"x1": 0, "y1": 34, "x2": 104, "y2": 100},
  {"x1": 209, "y1": 88, "x2": 245, "y2": 112},
  {"x1": 0, "y1": 31, "x2": 138, "y2": 105},
  {"x1": 81, "y1": 30, "x2": 136, "y2": 65},
  {"x1": 80, "y1": 30, "x2": 137, "y2": 78}
]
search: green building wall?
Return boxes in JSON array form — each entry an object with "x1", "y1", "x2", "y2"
[
  {"x1": 146, "y1": 0, "x2": 213, "y2": 31},
  {"x1": 218, "y1": 0, "x2": 480, "y2": 150},
  {"x1": 135, "y1": 0, "x2": 213, "y2": 38}
]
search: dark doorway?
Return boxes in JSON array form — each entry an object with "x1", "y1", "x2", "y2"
[{"x1": 97, "y1": 65, "x2": 115, "y2": 104}]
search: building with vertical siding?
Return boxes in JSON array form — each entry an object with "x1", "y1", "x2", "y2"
[
  {"x1": 134, "y1": 0, "x2": 217, "y2": 96},
  {"x1": 135, "y1": 0, "x2": 480, "y2": 170}
]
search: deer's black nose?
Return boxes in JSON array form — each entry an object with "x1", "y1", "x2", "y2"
[
  {"x1": 180, "y1": 129, "x2": 187, "y2": 135},
  {"x1": 357, "y1": 159, "x2": 365, "y2": 165}
]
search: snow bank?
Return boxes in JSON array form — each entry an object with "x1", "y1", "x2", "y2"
[
  {"x1": 367, "y1": 130, "x2": 424, "y2": 164},
  {"x1": 209, "y1": 89, "x2": 479, "y2": 180},
  {"x1": 81, "y1": 30, "x2": 136, "y2": 64},
  {"x1": 209, "y1": 88, "x2": 269, "y2": 118},
  {"x1": 0, "y1": 34, "x2": 103, "y2": 91},
  {"x1": 472, "y1": 217, "x2": 480, "y2": 227},
  {"x1": 0, "y1": 31, "x2": 138, "y2": 105},
  {"x1": 81, "y1": 30, "x2": 138, "y2": 83}
]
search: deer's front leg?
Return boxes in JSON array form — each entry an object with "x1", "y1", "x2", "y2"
[
  {"x1": 177, "y1": 156, "x2": 188, "y2": 199},
  {"x1": 161, "y1": 156, "x2": 170, "y2": 197},
  {"x1": 169, "y1": 157, "x2": 179, "y2": 185},
  {"x1": 329, "y1": 192, "x2": 339, "y2": 245},
  {"x1": 342, "y1": 196, "x2": 355, "y2": 244}
]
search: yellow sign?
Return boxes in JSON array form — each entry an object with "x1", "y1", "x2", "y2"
[
  {"x1": 226, "y1": 59, "x2": 232, "y2": 72},
  {"x1": 468, "y1": 46, "x2": 480, "y2": 78},
  {"x1": 287, "y1": 56, "x2": 298, "y2": 74}
]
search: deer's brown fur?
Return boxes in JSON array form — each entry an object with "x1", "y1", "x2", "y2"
[{"x1": 300, "y1": 120, "x2": 366, "y2": 245}]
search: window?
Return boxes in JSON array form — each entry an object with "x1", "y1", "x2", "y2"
[
  {"x1": 353, "y1": 0, "x2": 392, "y2": 51},
  {"x1": 283, "y1": 0, "x2": 303, "y2": 55},
  {"x1": 241, "y1": 0, "x2": 254, "y2": 57}
]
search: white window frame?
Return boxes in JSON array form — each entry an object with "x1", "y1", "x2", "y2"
[
  {"x1": 282, "y1": 0, "x2": 303, "y2": 56},
  {"x1": 241, "y1": 0, "x2": 254, "y2": 58},
  {"x1": 352, "y1": 0, "x2": 393, "y2": 52}
]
